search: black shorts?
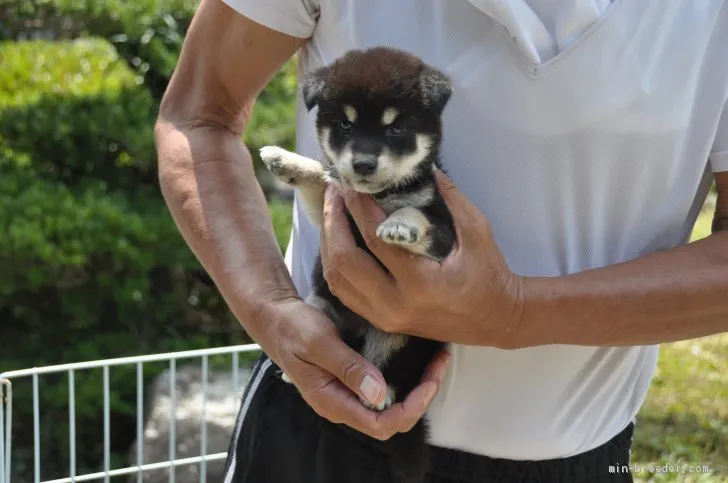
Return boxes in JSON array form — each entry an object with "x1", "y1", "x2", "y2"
[{"x1": 222, "y1": 354, "x2": 635, "y2": 483}]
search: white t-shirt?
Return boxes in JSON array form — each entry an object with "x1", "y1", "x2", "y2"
[{"x1": 223, "y1": 0, "x2": 728, "y2": 460}]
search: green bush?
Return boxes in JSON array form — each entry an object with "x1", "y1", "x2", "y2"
[
  {"x1": 1, "y1": 0, "x2": 199, "y2": 99},
  {"x1": 1, "y1": 0, "x2": 298, "y2": 136},
  {"x1": 0, "y1": 39, "x2": 157, "y2": 188},
  {"x1": 0, "y1": 38, "x2": 219, "y2": 479},
  {"x1": 0, "y1": 37, "x2": 296, "y2": 481},
  {"x1": 0, "y1": 0, "x2": 299, "y2": 158}
]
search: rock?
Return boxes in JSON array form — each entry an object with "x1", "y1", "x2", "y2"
[{"x1": 128, "y1": 364, "x2": 253, "y2": 483}]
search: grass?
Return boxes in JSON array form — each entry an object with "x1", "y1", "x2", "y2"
[{"x1": 630, "y1": 208, "x2": 728, "y2": 482}]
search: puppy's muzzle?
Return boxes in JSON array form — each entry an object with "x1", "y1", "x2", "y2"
[{"x1": 352, "y1": 154, "x2": 378, "y2": 176}]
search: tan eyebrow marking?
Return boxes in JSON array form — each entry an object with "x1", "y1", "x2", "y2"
[
  {"x1": 381, "y1": 107, "x2": 399, "y2": 125},
  {"x1": 343, "y1": 105, "x2": 357, "y2": 123}
]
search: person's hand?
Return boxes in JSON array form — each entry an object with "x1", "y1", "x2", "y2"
[
  {"x1": 258, "y1": 298, "x2": 451, "y2": 440},
  {"x1": 319, "y1": 170, "x2": 527, "y2": 348}
]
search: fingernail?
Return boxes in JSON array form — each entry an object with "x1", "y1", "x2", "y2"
[
  {"x1": 422, "y1": 383, "x2": 437, "y2": 410},
  {"x1": 437, "y1": 354, "x2": 451, "y2": 382},
  {"x1": 360, "y1": 375, "x2": 382, "y2": 405}
]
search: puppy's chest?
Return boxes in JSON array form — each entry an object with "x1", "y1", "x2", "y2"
[{"x1": 375, "y1": 186, "x2": 435, "y2": 215}]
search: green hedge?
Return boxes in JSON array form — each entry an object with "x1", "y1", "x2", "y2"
[
  {"x1": 0, "y1": 35, "x2": 297, "y2": 480},
  {"x1": 0, "y1": 39, "x2": 157, "y2": 188},
  {"x1": 0, "y1": 0, "x2": 299, "y2": 145},
  {"x1": 0, "y1": 37, "x2": 215, "y2": 479},
  {"x1": 1, "y1": 0, "x2": 198, "y2": 98},
  {"x1": 0, "y1": 0, "x2": 299, "y2": 155}
]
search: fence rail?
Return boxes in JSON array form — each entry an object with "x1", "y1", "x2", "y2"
[{"x1": 1, "y1": 344, "x2": 262, "y2": 483}]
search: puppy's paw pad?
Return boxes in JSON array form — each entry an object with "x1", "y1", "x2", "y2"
[
  {"x1": 376, "y1": 219, "x2": 421, "y2": 245},
  {"x1": 259, "y1": 146, "x2": 286, "y2": 168},
  {"x1": 259, "y1": 146, "x2": 298, "y2": 182}
]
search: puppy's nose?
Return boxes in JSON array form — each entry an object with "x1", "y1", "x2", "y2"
[{"x1": 352, "y1": 155, "x2": 378, "y2": 176}]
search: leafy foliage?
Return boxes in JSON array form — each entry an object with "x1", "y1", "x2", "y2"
[
  {"x1": 0, "y1": 37, "x2": 218, "y2": 478},
  {"x1": 0, "y1": 39, "x2": 156, "y2": 187},
  {"x1": 1, "y1": 0, "x2": 198, "y2": 98},
  {"x1": 0, "y1": 15, "x2": 297, "y2": 479}
]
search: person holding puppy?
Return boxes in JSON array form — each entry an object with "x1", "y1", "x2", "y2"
[{"x1": 154, "y1": 0, "x2": 728, "y2": 481}]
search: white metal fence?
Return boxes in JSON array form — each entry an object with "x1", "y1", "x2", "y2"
[{"x1": 0, "y1": 344, "x2": 263, "y2": 483}]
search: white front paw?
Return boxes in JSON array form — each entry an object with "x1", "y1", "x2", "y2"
[
  {"x1": 376, "y1": 218, "x2": 421, "y2": 245},
  {"x1": 259, "y1": 146, "x2": 296, "y2": 183}
]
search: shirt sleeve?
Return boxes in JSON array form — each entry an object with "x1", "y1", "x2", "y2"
[
  {"x1": 222, "y1": 0, "x2": 320, "y2": 39},
  {"x1": 710, "y1": 100, "x2": 728, "y2": 173}
]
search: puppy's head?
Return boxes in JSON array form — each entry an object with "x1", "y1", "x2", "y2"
[{"x1": 301, "y1": 47, "x2": 453, "y2": 193}]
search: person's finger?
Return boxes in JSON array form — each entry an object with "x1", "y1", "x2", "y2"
[
  {"x1": 373, "y1": 350, "x2": 451, "y2": 435},
  {"x1": 433, "y1": 169, "x2": 471, "y2": 211},
  {"x1": 320, "y1": 185, "x2": 398, "y2": 300},
  {"x1": 304, "y1": 375, "x2": 374, "y2": 423},
  {"x1": 311, "y1": 262, "x2": 382, "y2": 321},
  {"x1": 317, "y1": 270, "x2": 393, "y2": 323},
  {"x1": 303, "y1": 322, "x2": 388, "y2": 408},
  {"x1": 339, "y1": 186, "x2": 426, "y2": 275},
  {"x1": 421, "y1": 349, "x2": 452, "y2": 384},
  {"x1": 327, "y1": 388, "x2": 410, "y2": 440},
  {"x1": 311, "y1": 378, "x2": 446, "y2": 442},
  {"x1": 320, "y1": 184, "x2": 357, "y2": 256},
  {"x1": 433, "y1": 169, "x2": 490, "y2": 250}
]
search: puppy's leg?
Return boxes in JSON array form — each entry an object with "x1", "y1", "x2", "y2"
[
  {"x1": 259, "y1": 146, "x2": 327, "y2": 226},
  {"x1": 376, "y1": 207, "x2": 434, "y2": 258},
  {"x1": 259, "y1": 145, "x2": 324, "y2": 185},
  {"x1": 361, "y1": 328, "x2": 408, "y2": 410}
]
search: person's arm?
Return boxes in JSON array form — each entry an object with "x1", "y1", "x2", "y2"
[
  {"x1": 155, "y1": 0, "x2": 304, "y2": 344},
  {"x1": 516, "y1": 103, "x2": 728, "y2": 347},
  {"x1": 319, "y1": 86, "x2": 728, "y2": 348},
  {"x1": 517, "y1": 171, "x2": 728, "y2": 347},
  {"x1": 155, "y1": 0, "x2": 449, "y2": 440},
  {"x1": 320, "y1": 169, "x2": 728, "y2": 348}
]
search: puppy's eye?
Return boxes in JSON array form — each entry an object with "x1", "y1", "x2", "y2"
[
  {"x1": 386, "y1": 125, "x2": 404, "y2": 136},
  {"x1": 338, "y1": 120, "x2": 352, "y2": 135}
]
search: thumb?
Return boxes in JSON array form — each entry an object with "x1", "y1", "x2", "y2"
[
  {"x1": 434, "y1": 168, "x2": 472, "y2": 211},
  {"x1": 312, "y1": 329, "x2": 388, "y2": 407},
  {"x1": 434, "y1": 168, "x2": 491, "y2": 247}
]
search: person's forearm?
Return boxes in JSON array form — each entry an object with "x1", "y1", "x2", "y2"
[
  {"x1": 155, "y1": 119, "x2": 300, "y2": 344},
  {"x1": 517, "y1": 230, "x2": 728, "y2": 347}
]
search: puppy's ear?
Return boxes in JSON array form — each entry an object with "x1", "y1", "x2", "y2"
[
  {"x1": 301, "y1": 67, "x2": 328, "y2": 111},
  {"x1": 420, "y1": 67, "x2": 453, "y2": 116}
]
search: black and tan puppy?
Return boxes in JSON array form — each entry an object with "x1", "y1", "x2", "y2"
[{"x1": 259, "y1": 47, "x2": 456, "y2": 482}]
